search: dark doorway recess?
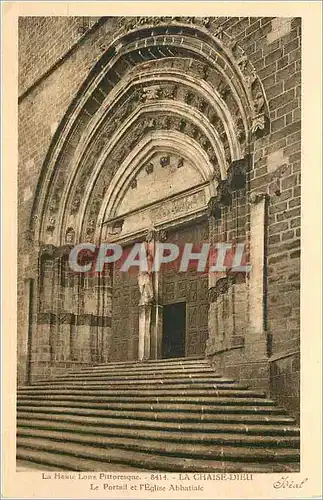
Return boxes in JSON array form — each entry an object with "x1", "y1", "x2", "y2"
[{"x1": 162, "y1": 302, "x2": 186, "y2": 359}]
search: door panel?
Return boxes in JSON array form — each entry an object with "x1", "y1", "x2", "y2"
[
  {"x1": 162, "y1": 302, "x2": 186, "y2": 359},
  {"x1": 161, "y1": 220, "x2": 209, "y2": 357}
]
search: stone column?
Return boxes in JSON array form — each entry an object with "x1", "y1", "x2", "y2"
[
  {"x1": 95, "y1": 269, "x2": 113, "y2": 363},
  {"x1": 138, "y1": 304, "x2": 152, "y2": 361},
  {"x1": 151, "y1": 304, "x2": 163, "y2": 359},
  {"x1": 150, "y1": 235, "x2": 164, "y2": 359},
  {"x1": 246, "y1": 191, "x2": 268, "y2": 360},
  {"x1": 36, "y1": 253, "x2": 54, "y2": 367},
  {"x1": 137, "y1": 228, "x2": 166, "y2": 361}
]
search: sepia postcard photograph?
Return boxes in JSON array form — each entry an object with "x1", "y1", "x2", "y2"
[{"x1": 1, "y1": 1, "x2": 322, "y2": 499}]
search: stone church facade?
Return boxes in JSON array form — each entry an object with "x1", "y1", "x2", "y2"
[{"x1": 18, "y1": 16, "x2": 301, "y2": 419}]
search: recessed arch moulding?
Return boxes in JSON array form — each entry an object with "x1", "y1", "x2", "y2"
[{"x1": 29, "y1": 20, "x2": 269, "y2": 248}]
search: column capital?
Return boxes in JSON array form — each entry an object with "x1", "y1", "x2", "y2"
[{"x1": 249, "y1": 190, "x2": 269, "y2": 204}]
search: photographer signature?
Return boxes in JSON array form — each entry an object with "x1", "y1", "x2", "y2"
[{"x1": 273, "y1": 476, "x2": 308, "y2": 489}]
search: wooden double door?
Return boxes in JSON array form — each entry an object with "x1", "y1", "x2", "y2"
[{"x1": 111, "y1": 220, "x2": 209, "y2": 361}]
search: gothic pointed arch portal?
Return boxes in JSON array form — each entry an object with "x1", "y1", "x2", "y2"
[{"x1": 30, "y1": 18, "x2": 269, "y2": 369}]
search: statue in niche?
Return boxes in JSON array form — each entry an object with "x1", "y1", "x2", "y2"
[
  {"x1": 138, "y1": 270, "x2": 154, "y2": 306},
  {"x1": 138, "y1": 229, "x2": 156, "y2": 306}
]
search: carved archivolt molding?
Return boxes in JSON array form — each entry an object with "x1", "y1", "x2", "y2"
[{"x1": 29, "y1": 20, "x2": 269, "y2": 247}]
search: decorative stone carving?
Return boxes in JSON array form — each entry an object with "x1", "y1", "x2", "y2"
[
  {"x1": 178, "y1": 119, "x2": 186, "y2": 132},
  {"x1": 184, "y1": 91, "x2": 194, "y2": 105},
  {"x1": 245, "y1": 70, "x2": 258, "y2": 89},
  {"x1": 254, "y1": 91, "x2": 265, "y2": 113},
  {"x1": 158, "y1": 229, "x2": 167, "y2": 242},
  {"x1": 217, "y1": 80, "x2": 230, "y2": 99},
  {"x1": 233, "y1": 113, "x2": 245, "y2": 143},
  {"x1": 138, "y1": 271, "x2": 154, "y2": 306},
  {"x1": 221, "y1": 130, "x2": 228, "y2": 145},
  {"x1": 185, "y1": 123, "x2": 198, "y2": 139},
  {"x1": 180, "y1": 17, "x2": 195, "y2": 25},
  {"x1": 252, "y1": 113, "x2": 267, "y2": 135},
  {"x1": 142, "y1": 117, "x2": 157, "y2": 133},
  {"x1": 160, "y1": 155, "x2": 170, "y2": 167},
  {"x1": 145, "y1": 162, "x2": 154, "y2": 175},
  {"x1": 130, "y1": 88, "x2": 143, "y2": 105},
  {"x1": 227, "y1": 157, "x2": 249, "y2": 191},
  {"x1": 162, "y1": 86, "x2": 177, "y2": 100},
  {"x1": 118, "y1": 16, "x2": 219, "y2": 33},
  {"x1": 85, "y1": 227, "x2": 95, "y2": 242},
  {"x1": 65, "y1": 227, "x2": 75, "y2": 244},
  {"x1": 208, "y1": 277, "x2": 231, "y2": 302},
  {"x1": 202, "y1": 17, "x2": 212, "y2": 28},
  {"x1": 158, "y1": 116, "x2": 171, "y2": 130},
  {"x1": 150, "y1": 191, "x2": 205, "y2": 223},
  {"x1": 214, "y1": 26, "x2": 224, "y2": 40},
  {"x1": 177, "y1": 158, "x2": 184, "y2": 168},
  {"x1": 249, "y1": 191, "x2": 268, "y2": 204},
  {"x1": 197, "y1": 98, "x2": 207, "y2": 113},
  {"x1": 130, "y1": 178, "x2": 137, "y2": 189},
  {"x1": 237, "y1": 54, "x2": 248, "y2": 72},
  {"x1": 142, "y1": 85, "x2": 160, "y2": 101},
  {"x1": 37, "y1": 17, "x2": 274, "y2": 259},
  {"x1": 202, "y1": 64, "x2": 210, "y2": 81},
  {"x1": 200, "y1": 137, "x2": 211, "y2": 151},
  {"x1": 49, "y1": 191, "x2": 60, "y2": 213},
  {"x1": 46, "y1": 217, "x2": 56, "y2": 234},
  {"x1": 210, "y1": 113, "x2": 219, "y2": 127},
  {"x1": 225, "y1": 147, "x2": 231, "y2": 163},
  {"x1": 209, "y1": 154, "x2": 220, "y2": 171},
  {"x1": 70, "y1": 195, "x2": 81, "y2": 214},
  {"x1": 226, "y1": 38, "x2": 238, "y2": 53},
  {"x1": 207, "y1": 197, "x2": 221, "y2": 220}
]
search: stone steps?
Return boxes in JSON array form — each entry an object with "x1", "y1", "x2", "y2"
[
  {"x1": 26, "y1": 376, "x2": 239, "y2": 387},
  {"x1": 17, "y1": 432, "x2": 299, "y2": 466},
  {"x1": 18, "y1": 387, "x2": 266, "y2": 397},
  {"x1": 16, "y1": 450, "x2": 146, "y2": 472},
  {"x1": 18, "y1": 425, "x2": 300, "y2": 452},
  {"x1": 17, "y1": 406, "x2": 296, "y2": 427},
  {"x1": 82, "y1": 356, "x2": 207, "y2": 369},
  {"x1": 34, "y1": 358, "x2": 212, "y2": 381},
  {"x1": 17, "y1": 394, "x2": 277, "y2": 405},
  {"x1": 18, "y1": 410, "x2": 298, "y2": 434},
  {"x1": 16, "y1": 442, "x2": 299, "y2": 473},
  {"x1": 17, "y1": 399, "x2": 288, "y2": 414},
  {"x1": 17, "y1": 358, "x2": 300, "y2": 472},
  {"x1": 50, "y1": 368, "x2": 225, "y2": 385},
  {"x1": 18, "y1": 416, "x2": 300, "y2": 443}
]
